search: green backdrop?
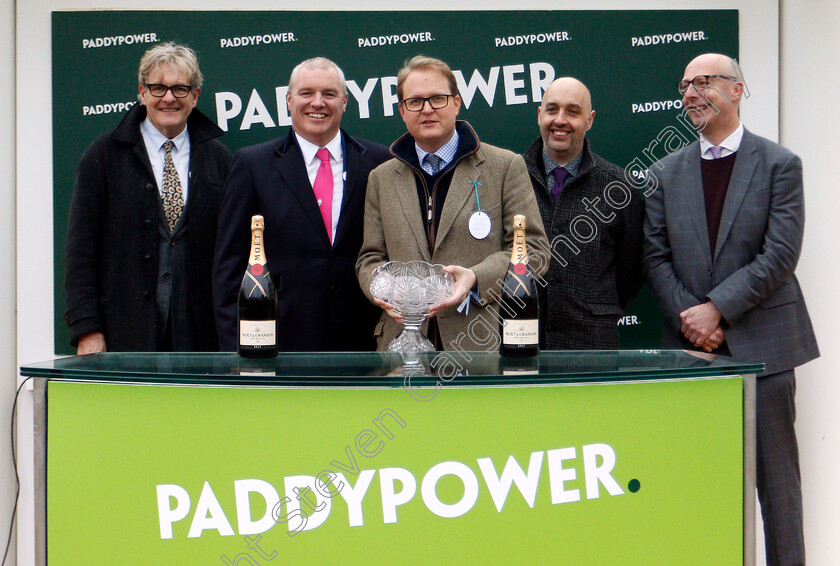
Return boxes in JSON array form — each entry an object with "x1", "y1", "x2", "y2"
[{"x1": 51, "y1": 10, "x2": 739, "y2": 353}]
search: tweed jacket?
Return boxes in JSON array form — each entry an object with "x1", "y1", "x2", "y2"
[
  {"x1": 213, "y1": 129, "x2": 391, "y2": 352},
  {"x1": 357, "y1": 122, "x2": 549, "y2": 352},
  {"x1": 64, "y1": 103, "x2": 232, "y2": 351},
  {"x1": 524, "y1": 137, "x2": 644, "y2": 349},
  {"x1": 643, "y1": 128, "x2": 819, "y2": 375}
]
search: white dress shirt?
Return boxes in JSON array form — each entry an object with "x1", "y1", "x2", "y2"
[{"x1": 699, "y1": 122, "x2": 744, "y2": 160}]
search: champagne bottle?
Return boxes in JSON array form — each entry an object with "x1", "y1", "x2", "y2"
[
  {"x1": 499, "y1": 215, "x2": 539, "y2": 357},
  {"x1": 237, "y1": 215, "x2": 278, "y2": 358}
]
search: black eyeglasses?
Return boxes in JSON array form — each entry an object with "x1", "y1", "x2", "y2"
[
  {"x1": 677, "y1": 75, "x2": 737, "y2": 96},
  {"x1": 144, "y1": 84, "x2": 195, "y2": 98},
  {"x1": 401, "y1": 95, "x2": 454, "y2": 112}
]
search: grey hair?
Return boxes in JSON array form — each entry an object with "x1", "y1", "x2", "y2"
[
  {"x1": 288, "y1": 57, "x2": 347, "y2": 96},
  {"x1": 137, "y1": 42, "x2": 203, "y2": 95}
]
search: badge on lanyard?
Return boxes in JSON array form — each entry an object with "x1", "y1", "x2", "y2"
[{"x1": 468, "y1": 180, "x2": 491, "y2": 239}]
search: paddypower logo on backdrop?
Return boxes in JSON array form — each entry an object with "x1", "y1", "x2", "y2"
[
  {"x1": 357, "y1": 31, "x2": 434, "y2": 48},
  {"x1": 82, "y1": 32, "x2": 158, "y2": 49},
  {"x1": 631, "y1": 30, "x2": 708, "y2": 47},
  {"x1": 632, "y1": 99, "x2": 684, "y2": 114},
  {"x1": 214, "y1": 61, "x2": 558, "y2": 132},
  {"x1": 220, "y1": 32, "x2": 297, "y2": 49},
  {"x1": 495, "y1": 30, "x2": 571, "y2": 48},
  {"x1": 82, "y1": 101, "x2": 135, "y2": 116},
  {"x1": 155, "y1": 442, "x2": 641, "y2": 540}
]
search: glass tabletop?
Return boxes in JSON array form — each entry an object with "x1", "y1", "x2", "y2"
[{"x1": 19, "y1": 350, "x2": 763, "y2": 387}]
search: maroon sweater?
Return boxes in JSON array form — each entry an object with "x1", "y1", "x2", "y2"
[{"x1": 700, "y1": 152, "x2": 737, "y2": 256}]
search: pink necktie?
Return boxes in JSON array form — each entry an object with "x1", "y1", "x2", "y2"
[{"x1": 313, "y1": 148, "x2": 333, "y2": 240}]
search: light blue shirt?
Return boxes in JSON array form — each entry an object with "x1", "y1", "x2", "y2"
[{"x1": 416, "y1": 130, "x2": 459, "y2": 175}]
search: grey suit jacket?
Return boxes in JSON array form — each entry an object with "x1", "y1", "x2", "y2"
[
  {"x1": 357, "y1": 127, "x2": 549, "y2": 352},
  {"x1": 643, "y1": 128, "x2": 819, "y2": 375}
]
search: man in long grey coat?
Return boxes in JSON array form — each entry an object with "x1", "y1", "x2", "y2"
[{"x1": 643, "y1": 53, "x2": 819, "y2": 566}]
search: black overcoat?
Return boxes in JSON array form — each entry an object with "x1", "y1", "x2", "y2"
[{"x1": 64, "y1": 103, "x2": 232, "y2": 351}]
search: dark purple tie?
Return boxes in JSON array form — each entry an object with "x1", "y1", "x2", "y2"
[{"x1": 551, "y1": 166, "x2": 569, "y2": 201}]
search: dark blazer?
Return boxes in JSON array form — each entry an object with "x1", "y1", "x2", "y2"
[
  {"x1": 524, "y1": 137, "x2": 644, "y2": 349},
  {"x1": 64, "y1": 103, "x2": 232, "y2": 351},
  {"x1": 643, "y1": 128, "x2": 819, "y2": 375},
  {"x1": 213, "y1": 129, "x2": 391, "y2": 351}
]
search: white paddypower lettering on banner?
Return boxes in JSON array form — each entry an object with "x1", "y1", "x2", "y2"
[
  {"x1": 617, "y1": 315, "x2": 640, "y2": 326},
  {"x1": 82, "y1": 32, "x2": 158, "y2": 49},
  {"x1": 495, "y1": 31, "x2": 570, "y2": 47},
  {"x1": 155, "y1": 443, "x2": 626, "y2": 539},
  {"x1": 358, "y1": 32, "x2": 433, "y2": 48},
  {"x1": 82, "y1": 101, "x2": 135, "y2": 116},
  {"x1": 632, "y1": 99, "x2": 683, "y2": 114},
  {"x1": 631, "y1": 30, "x2": 707, "y2": 47},
  {"x1": 215, "y1": 61, "x2": 557, "y2": 132},
  {"x1": 220, "y1": 33, "x2": 297, "y2": 49}
]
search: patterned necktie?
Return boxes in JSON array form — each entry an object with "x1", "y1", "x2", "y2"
[
  {"x1": 161, "y1": 140, "x2": 184, "y2": 233},
  {"x1": 551, "y1": 166, "x2": 569, "y2": 201},
  {"x1": 425, "y1": 153, "x2": 444, "y2": 175},
  {"x1": 709, "y1": 145, "x2": 724, "y2": 159},
  {"x1": 313, "y1": 148, "x2": 334, "y2": 240}
]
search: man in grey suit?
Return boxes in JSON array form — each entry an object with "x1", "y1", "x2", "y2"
[{"x1": 644, "y1": 53, "x2": 819, "y2": 565}]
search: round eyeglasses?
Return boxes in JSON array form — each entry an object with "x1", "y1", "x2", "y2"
[{"x1": 677, "y1": 75, "x2": 736, "y2": 96}]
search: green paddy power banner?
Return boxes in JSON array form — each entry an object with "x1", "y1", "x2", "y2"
[
  {"x1": 51, "y1": 10, "x2": 738, "y2": 353},
  {"x1": 47, "y1": 377, "x2": 744, "y2": 564}
]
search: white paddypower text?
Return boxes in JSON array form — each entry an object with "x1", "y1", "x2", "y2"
[
  {"x1": 214, "y1": 61, "x2": 557, "y2": 132},
  {"x1": 156, "y1": 443, "x2": 624, "y2": 539}
]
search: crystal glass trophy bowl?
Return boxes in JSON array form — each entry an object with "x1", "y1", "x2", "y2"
[{"x1": 370, "y1": 261, "x2": 454, "y2": 352}]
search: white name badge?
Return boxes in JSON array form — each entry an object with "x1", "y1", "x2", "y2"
[{"x1": 469, "y1": 211, "x2": 491, "y2": 240}]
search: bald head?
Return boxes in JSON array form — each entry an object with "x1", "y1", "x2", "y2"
[
  {"x1": 538, "y1": 77, "x2": 595, "y2": 165},
  {"x1": 685, "y1": 53, "x2": 737, "y2": 76},
  {"x1": 542, "y1": 77, "x2": 592, "y2": 114}
]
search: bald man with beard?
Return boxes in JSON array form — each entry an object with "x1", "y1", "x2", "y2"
[{"x1": 523, "y1": 77, "x2": 644, "y2": 349}]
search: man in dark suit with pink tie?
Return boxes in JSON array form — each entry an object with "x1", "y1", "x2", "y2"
[{"x1": 213, "y1": 57, "x2": 391, "y2": 351}]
